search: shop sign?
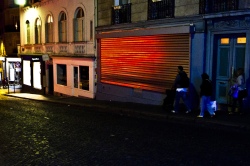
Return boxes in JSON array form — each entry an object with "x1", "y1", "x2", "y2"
[{"x1": 42, "y1": 54, "x2": 49, "y2": 61}]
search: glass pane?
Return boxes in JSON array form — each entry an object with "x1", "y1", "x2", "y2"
[
  {"x1": 57, "y1": 64, "x2": 67, "y2": 85},
  {"x1": 80, "y1": 66, "x2": 89, "y2": 90},
  {"x1": 235, "y1": 47, "x2": 245, "y2": 70},
  {"x1": 33, "y1": 62, "x2": 42, "y2": 89},
  {"x1": 220, "y1": 38, "x2": 229, "y2": 44},
  {"x1": 74, "y1": 67, "x2": 78, "y2": 88},
  {"x1": 218, "y1": 48, "x2": 229, "y2": 77},
  {"x1": 237, "y1": 37, "x2": 246, "y2": 44},
  {"x1": 23, "y1": 60, "x2": 31, "y2": 86}
]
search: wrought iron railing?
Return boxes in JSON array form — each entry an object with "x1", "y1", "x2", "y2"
[
  {"x1": 148, "y1": 0, "x2": 175, "y2": 20},
  {"x1": 199, "y1": 0, "x2": 239, "y2": 14},
  {"x1": 111, "y1": 3, "x2": 131, "y2": 25}
]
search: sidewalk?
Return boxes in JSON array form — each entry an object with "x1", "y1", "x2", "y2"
[{"x1": 2, "y1": 89, "x2": 250, "y2": 132}]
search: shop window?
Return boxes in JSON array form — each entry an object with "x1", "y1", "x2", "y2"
[
  {"x1": 33, "y1": 62, "x2": 42, "y2": 89},
  {"x1": 46, "y1": 15, "x2": 53, "y2": 43},
  {"x1": 35, "y1": 18, "x2": 41, "y2": 44},
  {"x1": 57, "y1": 64, "x2": 67, "y2": 85},
  {"x1": 80, "y1": 66, "x2": 89, "y2": 90},
  {"x1": 74, "y1": 8, "x2": 85, "y2": 42},
  {"x1": 23, "y1": 60, "x2": 31, "y2": 86},
  {"x1": 59, "y1": 12, "x2": 67, "y2": 42}
]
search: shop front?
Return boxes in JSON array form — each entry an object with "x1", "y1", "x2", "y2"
[
  {"x1": 95, "y1": 24, "x2": 201, "y2": 105},
  {"x1": 21, "y1": 55, "x2": 45, "y2": 94},
  {"x1": 52, "y1": 56, "x2": 96, "y2": 98}
]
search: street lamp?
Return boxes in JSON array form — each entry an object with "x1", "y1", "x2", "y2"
[{"x1": 14, "y1": 0, "x2": 26, "y2": 5}]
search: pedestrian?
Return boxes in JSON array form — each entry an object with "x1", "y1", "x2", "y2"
[
  {"x1": 171, "y1": 66, "x2": 191, "y2": 114},
  {"x1": 230, "y1": 68, "x2": 247, "y2": 114},
  {"x1": 197, "y1": 73, "x2": 215, "y2": 118}
]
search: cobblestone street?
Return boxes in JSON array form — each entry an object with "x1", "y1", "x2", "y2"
[{"x1": 0, "y1": 94, "x2": 250, "y2": 165}]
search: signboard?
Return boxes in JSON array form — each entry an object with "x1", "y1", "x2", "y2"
[{"x1": 42, "y1": 54, "x2": 50, "y2": 61}]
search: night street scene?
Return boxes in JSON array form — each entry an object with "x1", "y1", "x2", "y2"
[
  {"x1": 1, "y1": 0, "x2": 250, "y2": 165},
  {"x1": 0, "y1": 92, "x2": 250, "y2": 165}
]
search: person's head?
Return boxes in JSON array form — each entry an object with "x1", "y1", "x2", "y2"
[
  {"x1": 201, "y1": 73, "x2": 209, "y2": 80},
  {"x1": 237, "y1": 68, "x2": 244, "y2": 76},
  {"x1": 178, "y1": 66, "x2": 183, "y2": 73}
]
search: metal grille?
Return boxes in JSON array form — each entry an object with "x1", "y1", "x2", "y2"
[
  {"x1": 199, "y1": 0, "x2": 238, "y2": 14},
  {"x1": 100, "y1": 34, "x2": 190, "y2": 93},
  {"x1": 148, "y1": 0, "x2": 175, "y2": 20},
  {"x1": 111, "y1": 3, "x2": 131, "y2": 25}
]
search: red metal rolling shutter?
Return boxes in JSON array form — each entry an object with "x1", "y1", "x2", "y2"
[{"x1": 100, "y1": 33, "x2": 190, "y2": 93}]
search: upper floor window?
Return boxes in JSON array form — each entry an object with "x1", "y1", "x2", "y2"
[
  {"x1": 45, "y1": 15, "x2": 53, "y2": 43},
  {"x1": 26, "y1": 20, "x2": 30, "y2": 44},
  {"x1": 35, "y1": 18, "x2": 41, "y2": 44},
  {"x1": 59, "y1": 12, "x2": 67, "y2": 42},
  {"x1": 199, "y1": 0, "x2": 238, "y2": 14},
  {"x1": 148, "y1": 0, "x2": 175, "y2": 20},
  {"x1": 112, "y1": 0, "x2": 131, "y2": 25},
  {"x1": 74, "y1": 8, "x2": 85, "y2": 42}
]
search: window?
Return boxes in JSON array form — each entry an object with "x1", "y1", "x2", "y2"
[
  {"x1": 148, "y1": 0, "x2": 175, "y2": 20},
  {"x1": 46, "y1": 15, "x2": 53, "y2": 43},
  {"x1": 112, "y1": 1, "x2": 131, "y2": 24},
  {"x1": 80, "y1": 66, "x2": 89, "y2": 90},
  {"x1": 220, "y1": 38, "x2": 229, "y2": 44},
  {"x1": 59, "y1": 12, "x2": 67, "y2": 42},
  {"x1": 26, "y1": 20, "x2": 30, "y2": 44},
  {"x1": 57, "y1": 64, "x2": 67, "y2": 85},
  {"x1": 33, "y1": 62, "x2": 42, "y2": 89},
  {"x1": 35, "y1": 18, "x2": 41, "y2": 44},
  {"x1": 90, "y1": 20, "x2": 93, "y2": 41},
  {"x1": 23, "y1": 60, "x2": 31, "y2": 86},
  {"x1": 74, "y1": 8, "x2": 85, "y2": 42}
]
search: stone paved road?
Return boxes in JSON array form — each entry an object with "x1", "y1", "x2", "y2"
[{"x1": 0, "y1": 95, "x2": 250, "y2": 166}]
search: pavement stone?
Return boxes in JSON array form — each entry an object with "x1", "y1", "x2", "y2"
[{"x1": 2, "y1": 88, "x2": 250, "y2": 132}]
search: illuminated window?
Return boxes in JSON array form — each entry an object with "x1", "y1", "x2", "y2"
[
  {"x1": 220, "y1": 38, "x2": 229, "y2": 44},
  {"x1": 74, "y1": 8, "x2": 84, "y2": 42},
  {"x1": 237, "y1": 37, "x2": 246, "y2": 44},
  {"x1": 46, "y1": 15, "x2": 53, "y2": 43},
  {"x1": 33, "y1": 62, "x2": 42, "y2": 89},
  {"x1": 35, "y1": 18, "x2": 41, "y2": 44},
  {"x1": 59, "y1": 12, "x2": 67, "y2": 42},
  {"x1": 23, "y1": 60, "x2": 31, "y2": 86},
  {"x1": 57, "y1": 64, "x2": 67, "y2": 85}
]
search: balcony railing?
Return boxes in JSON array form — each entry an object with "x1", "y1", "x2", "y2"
[
  {"x1": 148, "y1": 0, "x2": 175, "y2": 20},
  {"x1": 199, "y1": 0, "x2": 239, "y2": 14},
  {"x1": 111, "y1": 3, "x2": 131, "y2": 25},
  {"x1": 21, "y1": 42, "x2": 94, "y2": 56}
]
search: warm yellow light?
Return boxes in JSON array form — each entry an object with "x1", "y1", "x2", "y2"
[
  {"x1": 237, "y1": 37, "x2": 246, "y2": 44},
  {"x1": 221, "y1": 38, "x2": 229, "y2": 44},
  {"x1": 15, "y1": 0, "x2": 26, "y2": 5}
]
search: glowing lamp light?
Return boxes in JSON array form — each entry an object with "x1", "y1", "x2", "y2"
[{"x1": 15, "y1": 0, "x2": 26, "y2": 5}]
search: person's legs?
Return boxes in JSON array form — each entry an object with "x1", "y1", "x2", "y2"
[
  {"x1": 199, "y1": 96, "x2": 206, "y2": 117},
  {"x1": 173, "y1": 91, "x2": 181, "y2": 112},
  {"x1": 182, "y1": 92, "x2": 191, "y2": 112}
]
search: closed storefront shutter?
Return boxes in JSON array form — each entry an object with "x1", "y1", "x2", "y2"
[{"x1": 100, "y1": 33, "x2": 190, "y2": 93}]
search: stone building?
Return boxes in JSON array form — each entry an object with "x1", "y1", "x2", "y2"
[
  {"x1": 19, "y1": 0, "x2": 96, "y2": 97},
  {"x1": 95, "y1": 0, "x2": 250, "y2": 110}
]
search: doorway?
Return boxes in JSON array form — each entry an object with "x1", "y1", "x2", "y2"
[
  {"x1": 214, "y1": 34, "x2": 246, "y2": 104},
  {"x1": 73, "y1": 66, "x2": 79, "y2": 96}
]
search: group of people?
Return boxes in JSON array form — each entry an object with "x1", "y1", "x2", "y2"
[{"x1": 168, "y1": 66, "x2": 246, "y2": 117}]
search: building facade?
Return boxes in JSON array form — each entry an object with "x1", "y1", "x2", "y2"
[
  {"x1": 95, "y1": 0, "x2": 250, "y2": 110},
  {"x1": 0, "y1": 0, "x2": 21, "y2": 85},
  {"x1": 19, "y1": 0, "x2": 96, "y2": 97}
]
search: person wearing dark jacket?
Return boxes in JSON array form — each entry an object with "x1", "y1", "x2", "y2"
[
  {"x1": 197, "y1": 73, "x2": 215, "y2": 117},
  {"x1": 171, "y1": 66, "x2": 191, "y2": 114}
]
